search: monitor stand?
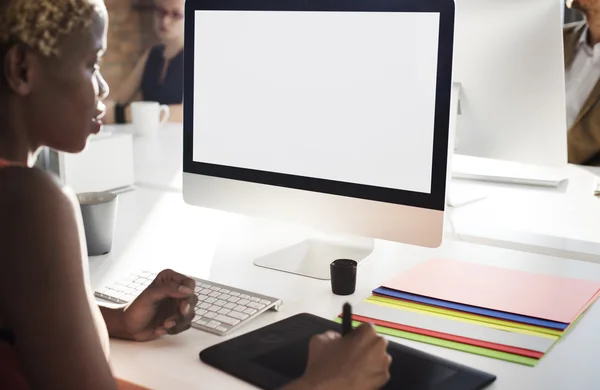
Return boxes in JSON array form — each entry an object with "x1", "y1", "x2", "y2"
[
  {"x1": 253, "y1": 233, "x2": 374, "y2": 280},
  {"x1": 448, "y1": 82, "x2": 566, "y2": 189},
  {"x1": 446, "y1": 82, "x2": 489, "y2": 207}
]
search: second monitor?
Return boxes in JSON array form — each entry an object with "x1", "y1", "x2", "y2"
[
  {"x1": 452, "y1": 0, "x2": 567, "y2": 168},
  {"x1": 183, "y1": 0, "x2": 455, "y2": 279}
]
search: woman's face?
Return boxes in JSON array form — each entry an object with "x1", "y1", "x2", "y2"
[
  {"x1": 21, "y1": 6, "x2": 110, "y2": 153},
  {"x1": 154, "y1": 0, "x2": 185, "y2": 43}
]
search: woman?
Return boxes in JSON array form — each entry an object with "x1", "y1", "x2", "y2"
[
  {"x1": 104, "y1": 0, "x2": 185, "y2": 124},
  {"x1": 0, "y1": 1, "x2": 392, "y2": 389}
]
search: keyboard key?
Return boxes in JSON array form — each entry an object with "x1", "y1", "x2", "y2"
[
  {"x1": 227, "y1": 296, "x2": 240, "y2": 303},
  {"x1": 210, "y1": 286, "x2": 221, "y2": 291},
  {"x1": 206, "y1": 321, "x2": 220, "y2": 328},
  {"x1": 199, "y1": 303, "x2": 211, "y2": 310},
  {"x1": 198, "y1": 295, "x2": 208, "y2": 301},
  {"x1": 215, "y1": 300, "x2": 227, "y2": 306},
  {"x1": 196, "y1": 309, "x2": 207, "y2": 316},
  {"x1": 216, "y1": 315, "x2": 240, "y2": 326},
  {"x1": 216, "y1": 326, "x2": 228, "y2": 332},
  {"x1": 218, "y1": 308, "x2": 231, "y2": 315},
  {"x1": 230, "y1": 291, "x2": 240, "y2": 296},
  {"x1": 208, "y1": 305, "x2": 221, "y2": 312},
  {"x1": 205, "y1": 297, "x2": 217, "y2": 304},
  {"x1": 195, "y1": 320, "x2": 208, "y2": 326},
  {"x1": 244, "y1": 308, "x2": 257, "y2": 315},
  {"x1": 220, "y1": 289, "x2": 230, "y2": 294},
  {"x1": 200, "y1": 283, "x2": 211, "y2": 288},
  {"x1": 97, "y1": 287, "x2": 113, "y2": 296},
  {"x1": 204, "y1": 312, "x2": 216, "y2": 319},
  {"x1": 234, "y1": 305, "x2": 247, "y2": 312},
  {"x1": 200, "y1": 288, "x2": 211, "y2": 294},
  {"x1": 248, "y1": 302, "x2": 265, "y2": 310},
  {"x1": 238, "y1": 299, "x2": 250, "y2": 305},
  {"x1": 224, "y1": 302, "x2": 236, "y2": 309},
  {"x1": 209, "y1": 291, "x2": 220, "y2": 298},
  {"x1": 259, "y1": 300, "x2": 271, "y2": 305},
  {"x1": 250, "y1": 297, "x2": 261, "y2": 302},
  {"x1": 194, "y1": 287, "x2": 203, "y2": 293},
  {"x1": 229, "y1": 311, "x2": 249, "y2": 320},
  {"x1": 240, "y1": 294, "x2": 250, "y2": 299},
  {"x1": 218, "y1": 293, "x2": 230, "y2": 300},
  {"x1": 193, "y1": 315, "x2": 203, "y2": 322}
]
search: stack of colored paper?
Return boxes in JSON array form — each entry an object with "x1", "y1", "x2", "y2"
[{"x1": 336, "y1": 259, "x2": 600, "y2": 366}]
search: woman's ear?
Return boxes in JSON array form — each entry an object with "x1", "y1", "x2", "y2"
[{"x1": 3, "y1": 44, "x2": 35, "y2": 96}]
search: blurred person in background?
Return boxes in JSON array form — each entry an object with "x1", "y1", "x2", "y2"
[
  {"x1": 104, "y1": 0, "x2": 184, "y2": 124},
  {"x1": 564, "y1": 0, "x2": 600, "y2": 165}
]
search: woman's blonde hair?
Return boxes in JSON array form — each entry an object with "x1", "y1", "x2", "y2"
[{"x1": 0, "y1": 0, "x2": 104, "y2": 57}]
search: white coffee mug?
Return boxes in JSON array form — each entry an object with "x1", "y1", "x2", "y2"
[{"x1": 130, "y1": 101, "x2": 170, "y2": 135}]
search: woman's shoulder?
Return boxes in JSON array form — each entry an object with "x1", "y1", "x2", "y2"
[
  {"x1": 0, "y1": 167, "x2": 85, "y2": 288},
  {"x1": 0, "y1": 167, "x2": 67, "y2": 201},
  {"x1": 0, "y1": 167, "x2": 75, "y2": 222}
]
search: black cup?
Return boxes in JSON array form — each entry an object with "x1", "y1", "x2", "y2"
[{"x1": 330, "y1": 259, "x2": 357, "y2": 295}]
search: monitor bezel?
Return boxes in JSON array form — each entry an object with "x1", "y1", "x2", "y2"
[{"x1": 183, "y1": 0, "x2": 454, "y2": 211}]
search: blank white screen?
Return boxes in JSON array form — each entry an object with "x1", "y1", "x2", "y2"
[{"x1": 193, "y1": 11, "x2": 440, "y2": 194}]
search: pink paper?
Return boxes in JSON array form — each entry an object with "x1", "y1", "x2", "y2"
[{"x1": 382, "y1": 259, "x2": 600, "y2": 324}]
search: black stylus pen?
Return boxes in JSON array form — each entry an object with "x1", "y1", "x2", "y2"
[{"x1": 342, "y1": 303, "x2": 352, "y2": 336}]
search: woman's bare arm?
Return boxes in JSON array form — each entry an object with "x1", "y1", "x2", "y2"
[
  {"x1": 0, "y1": 168, "x2": 118, "y2": 390},
  {"x1": 110, "y1": 49, "x2": 150, "y2": 103},
  {"x1": 103, "y1": 49, "x2": 151, "y2": 124},
  {"x1": 166, "y1": 104, "x2": 183, "y2": 123}
]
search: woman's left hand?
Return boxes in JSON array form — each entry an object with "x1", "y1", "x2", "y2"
[{"x1": 121, "y1": 269, "x2": 198, "y2": 341}]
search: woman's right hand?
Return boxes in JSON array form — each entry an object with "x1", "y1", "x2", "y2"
[{"x1": 299, "y1": 323, "x2": 392, "y2": 390}]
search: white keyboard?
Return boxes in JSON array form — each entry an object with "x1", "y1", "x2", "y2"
[{"x1": 94, "y1": 270, "x2": 282, "y2": 336}]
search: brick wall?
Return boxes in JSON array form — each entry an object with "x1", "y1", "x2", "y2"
[{"x1": 103, "y1": 0, "x2": 157, "y2": 92}]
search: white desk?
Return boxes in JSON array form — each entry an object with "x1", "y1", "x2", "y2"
[
  {"x1": 103, "y1": 123, "x2": 183, "y2": 193},
  {"x1": 447, "y1": 163, "x2": 600, "y2": 263},
  {"x1": 110, "y1": 123, "x2": 600, "y2": 263},
  {"x1": 92, "y1": 188, "x2": 600, "y2": 390},
  {"x1": 103, "y1": 121, "x2": 600, "y2": 263}
]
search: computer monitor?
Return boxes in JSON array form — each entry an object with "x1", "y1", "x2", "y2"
[
  {"x1": 182, "y1": 0, "x2": 455, "y2": 279},
  {"x1": 451, "y1": 0, "x2": 567, "y2": 167}
]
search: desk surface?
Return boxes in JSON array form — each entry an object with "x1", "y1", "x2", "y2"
[
  {"x1": 93, "y1": 188, "x2": 600, "y2": 390},
  {"x1": 111, "y1": 121, "x2": 600, "y2": 264},
  {"x1": 104, "y1": 123, "x2": 183, "y2": 192},
  {"x1": 447, "y1": 163, "x2": 600, "y2": 263}
]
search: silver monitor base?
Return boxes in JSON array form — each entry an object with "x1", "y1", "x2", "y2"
[
  {"x1": 446, "y1": 181, "x2": 489, "y2": 208},
  {"x1": 253, "y1": 235, "x2": 374, "y2": 280}
]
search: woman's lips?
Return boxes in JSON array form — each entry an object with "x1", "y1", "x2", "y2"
[{"x1": 91, "y1": 117, "x2": 103, "y2": 134}]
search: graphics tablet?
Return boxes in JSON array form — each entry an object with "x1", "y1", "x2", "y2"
[{"x1": 200, "y1": 313, "x2": 497, "y2": 390}]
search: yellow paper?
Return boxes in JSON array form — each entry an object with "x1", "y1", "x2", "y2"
[{"x1": 367, "y1": 295, "x2": 562, "y2": 338}]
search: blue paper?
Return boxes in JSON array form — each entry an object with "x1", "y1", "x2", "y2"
[{"x1": 373, "y1": 287, "x2": 568, "y2": 330}]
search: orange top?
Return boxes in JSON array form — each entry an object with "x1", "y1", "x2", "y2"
[{"x1": 0, "y1": 158, "x2": 22, "y2": 167}]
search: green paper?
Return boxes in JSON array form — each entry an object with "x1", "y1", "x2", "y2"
[
  {"x1": 563, "y1": 292, "x2": 600, "y2": 335},
  {"x1": 333, "y1": 318, "x2": 539, "y2": 367}
]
